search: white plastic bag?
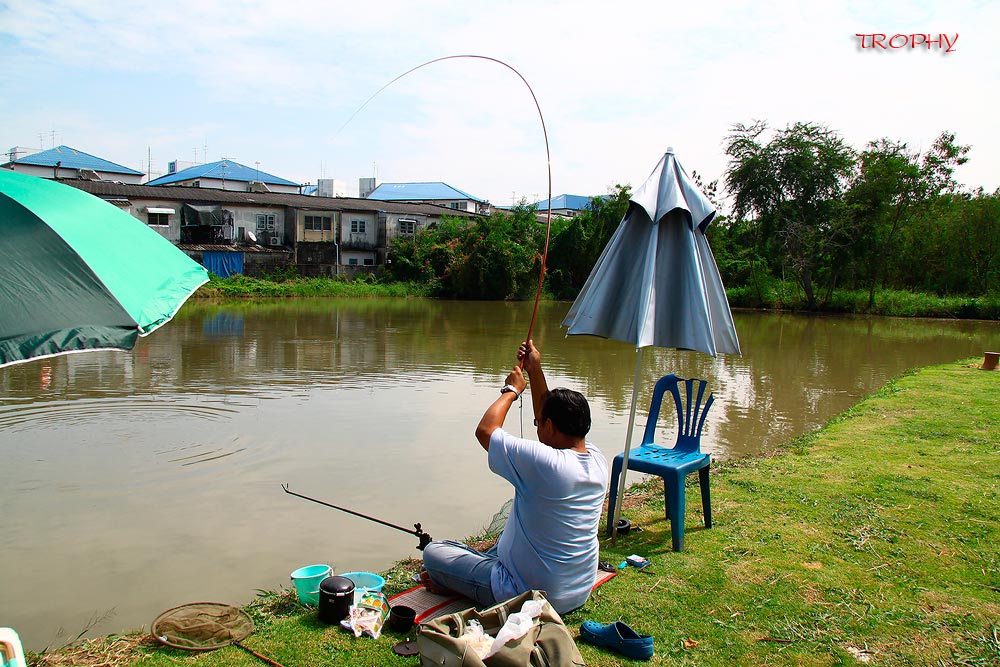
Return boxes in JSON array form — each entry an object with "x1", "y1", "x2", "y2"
[
  {"x1": 483, "y1": 599, "x2": 545, "y2": 659},
  {"x1": 461, "y1": 619, "x2": 494, "y2": 659}
]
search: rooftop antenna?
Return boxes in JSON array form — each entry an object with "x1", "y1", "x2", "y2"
[{"x1": 255, "y1": 161, "x2": 260, "y2": 180}]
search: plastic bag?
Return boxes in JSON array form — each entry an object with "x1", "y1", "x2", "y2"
[
  {"x1": 462, "y1": 619, "x2": 494, "y2": 659},
  {"x1": 483, "y1": 599, "x2": 544, "y2": 659},
  {"x1": 342, "y1": 592, "x2": 389, "y2": 639}
]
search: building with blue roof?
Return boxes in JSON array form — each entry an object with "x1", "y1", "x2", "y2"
[
  {"x1": 531, "y1": 194, "x2": 603, "y2": 217},
  {"x1": 2, "y1": 145, "x2": 145, "y2": 184},
  {"x1": 146, "y1": 159, "x2": 301, "y2": 194},
  {"x1": 367, "y1": 182, "x2": 489, "y2": 214}
]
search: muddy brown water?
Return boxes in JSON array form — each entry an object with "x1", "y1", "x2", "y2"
[{"x1": 1, "y1": 298, "x2": 996, "y2": 650}]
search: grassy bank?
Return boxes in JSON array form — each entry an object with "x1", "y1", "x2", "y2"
[
  {"x1": 727, "y1": 282, "x2": 1000, "y2": 320},
  {"x1": 31, "y1": 359, "x2": 999, "y2": 666},
  {"x1": 197, "y1": 274, "x2": 999, "y2": 320},
  {"x1": 197, "y1": 274, "x2": 431, "y2": 298}
]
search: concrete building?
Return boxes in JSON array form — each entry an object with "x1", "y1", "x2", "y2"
[
  {"x1": 367, "y1": 181, "x2": 490, "y2": 214},
  {"x1": 2, "y1": 145, "x2": 145, "y2": 184},
  {"x1": 146, "y1": 159, "x2": 300, "y2": 194},
  {"x1": 531, "y1": 194, "x2": 600, "y2": 218},
  {"x1": 61, "y1": 179, "x2": 474, "y2": 277}
]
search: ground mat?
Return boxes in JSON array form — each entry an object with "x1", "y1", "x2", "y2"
[{"x1": 388, "y1": 568, "x2": 617, "y2": 623}]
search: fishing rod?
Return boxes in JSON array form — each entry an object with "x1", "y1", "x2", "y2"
[
  {"x1": 339, "y1": 54, "x2": 553, "y2": 368},
  {"x1": 281, "y1": 483, "x2": 432, "y2": 550}
]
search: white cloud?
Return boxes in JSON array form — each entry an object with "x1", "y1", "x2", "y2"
[{"x1": 1, "y1": 0, "x2": 995, "y2": 202}]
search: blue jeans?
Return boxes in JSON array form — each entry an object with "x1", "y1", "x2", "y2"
[{"x1": 421, "y1": 540, "x2": 498, "y2": 607}]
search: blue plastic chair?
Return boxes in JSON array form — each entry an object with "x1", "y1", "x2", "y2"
[{"x1": 606, "y1": 374, "x2": 714, "y2": 551}]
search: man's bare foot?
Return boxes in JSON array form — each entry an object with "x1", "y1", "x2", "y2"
[{"x1": 420, "y1": 570, "x2": 457, "y2": 596}]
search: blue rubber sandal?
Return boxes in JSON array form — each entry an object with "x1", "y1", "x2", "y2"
[{"x1": 579, "y1": 620, "x2": 654, "y2": 660}]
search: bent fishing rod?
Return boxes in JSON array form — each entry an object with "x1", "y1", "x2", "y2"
[
  {"x1": 281, "y1": 483, "x2": 432, "y2": 550},
  {"x1": 340, "y1": 54, "x2": 553, "y2": 368}
]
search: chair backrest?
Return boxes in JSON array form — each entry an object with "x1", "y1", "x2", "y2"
[
  {"x1": 640, "y1": 374, "x2": 714, "y2": 453},
  {"x1": 0, "y1": 628, "x2": 26, "y2": 667}
]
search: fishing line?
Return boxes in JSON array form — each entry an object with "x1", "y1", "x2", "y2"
[{"x1": 339, "y1": 55, "x2": 554, "y2": 366}]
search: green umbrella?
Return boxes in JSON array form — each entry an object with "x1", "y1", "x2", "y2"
[{"x1": 0, "y1": 170, "x2": 209, "y2": 368}]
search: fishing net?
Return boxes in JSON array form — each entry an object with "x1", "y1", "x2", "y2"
[
  {"x1": 486, "y1": 498, "x2": 513, "y2": 535},
  {"x1": 151, "y1": 602, "x2": 254, "y2": 651}
]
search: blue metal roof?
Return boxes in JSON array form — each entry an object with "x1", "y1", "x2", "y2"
[
  {"x1": 367, "y1": 182, "x2": 485, "y2": 203},
  {"x1": 12, "y1": 145, "x2": 144, "y2": 175},
  {"x1": 532, "y1": 194, "x2": 599, "y2": 211},
  {"x1": 146, "y1": 159, "x2": 298, "y2": 187}
]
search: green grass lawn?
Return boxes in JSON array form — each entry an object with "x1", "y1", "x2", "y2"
[{"x1": 32, "y1": 359, "x2": 1000, "y2": 666}]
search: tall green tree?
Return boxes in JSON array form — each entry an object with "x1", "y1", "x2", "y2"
[
  {"x1": 845, "y1": 132, "x2": 971, "y2": 307},
  {"x1": 545, "y1": 185, "x2": 631, "y2": 298},
  {"x1": 724, "y1": 121, "x2": 856, "y2": 307},
  {"x1": 953, "y1": 189, "x2": 1000, "y2": 294}
]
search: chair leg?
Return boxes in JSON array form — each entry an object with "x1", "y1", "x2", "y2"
[
  {"x1": 699, "y1": 466, "x2": 712, "y2": 529},
  {"x1": 606, "y1": 458, "x2": 623, "y2": 537},
  {"x1": 666, "y1": 474, "x2": 685, "y2": 552}
]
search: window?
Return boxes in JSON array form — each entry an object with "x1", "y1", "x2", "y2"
[
  {"x1": 304, "y1": 215, "x2": 332, "y2": 231},
  {"x1": 348, "y1": 258, "x2": 358, "y2": 265},
  {"x1": 256, "y1": 214, "x2": 276, "y2": 232},
  {"x1": 351, "y1": 219, "x2": 367, "y2": 234},
  {"x1": 363, "y1": 258, "x2": 374, "y2": 266},
  {"x1": 449, "y1": 202, "x2": 464, "y2": 210},
  {"x1": 398, "y1": 219, "x2": 416, "y2": 235},
  {"x1": 147, "y1": 212, "x2": 169, "y2": 227}
]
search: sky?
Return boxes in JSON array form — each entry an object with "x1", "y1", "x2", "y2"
[{"x1": 1, "y1": 0, "x2": 996, "y2": 207}]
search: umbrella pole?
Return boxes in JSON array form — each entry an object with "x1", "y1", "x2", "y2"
[{"x1": 611, "y1": 347, "x2": 644, "y2": 544}]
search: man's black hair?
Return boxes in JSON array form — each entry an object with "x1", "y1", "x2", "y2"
[{"x1": 541, "y1": 388, "x2": 591, "y2": 438}]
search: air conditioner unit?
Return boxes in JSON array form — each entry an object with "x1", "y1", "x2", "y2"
[{"x1": 269, "y1": 237, "x2": 281, "y2": 246}]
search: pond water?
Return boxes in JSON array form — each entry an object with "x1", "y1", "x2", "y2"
[{"x1": 1, "y1": 298, "x2": 996, "y2": 650}]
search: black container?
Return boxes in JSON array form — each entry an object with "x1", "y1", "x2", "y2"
[
  {"x1": 318, "y1": 575, "x2": 355, "y2": 624},
  {"x1": 388, "y1": 604, "x2": 416, "y2": 632}
]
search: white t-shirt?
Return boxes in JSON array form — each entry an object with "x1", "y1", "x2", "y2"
[{"x1": 487, "y1": 428, "x2": 609, "y2": 614}]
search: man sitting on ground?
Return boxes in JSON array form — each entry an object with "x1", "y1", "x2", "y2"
[{"x1": 421, "y1": 339, "x2": 609, "y2": 614}]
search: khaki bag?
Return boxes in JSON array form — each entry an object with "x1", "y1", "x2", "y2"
[{"x1": 416, "y1": 590, "x2": 585, "y2": 667}]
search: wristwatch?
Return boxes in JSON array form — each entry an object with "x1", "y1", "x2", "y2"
[{"x1": 500, "y1": 384, "x2": 521, "y2": 396}]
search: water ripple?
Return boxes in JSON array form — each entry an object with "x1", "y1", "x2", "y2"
[
  {"x1": 159, "y1": 442, "x2": 249, "y2": 466},
  {"x1": 0, "y1": 397, "x2": 239, "y2": 432}
]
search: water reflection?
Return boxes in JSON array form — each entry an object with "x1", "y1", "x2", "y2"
[{"x1": 0, "y1": 298, "x2": 996, "y2": 650}]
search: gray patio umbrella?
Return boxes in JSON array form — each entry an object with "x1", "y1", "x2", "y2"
[{"x1": 562, "y1": 148, "x2": 741, "y2": 538}]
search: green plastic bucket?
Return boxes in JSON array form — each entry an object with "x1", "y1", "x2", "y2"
[{"x1": 290, "y1": 564, "x2": 331, "y2": 606}]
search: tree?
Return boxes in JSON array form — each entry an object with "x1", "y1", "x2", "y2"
[
  {"x1": 545, "y1": 185, "x2": 631, "y2": 298},
  {"x1": 386, "y1": 208, "x2": 545, "y2": 299},
  {"x1": 845, "y1": 132, "x2": 971, "y2": 307},
  {"x1": 724, "y1": 121, "x2": 856, "y2": 308},
  {"x1": 844, "y1": 139, "x2": 923, "y2": 307}
]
